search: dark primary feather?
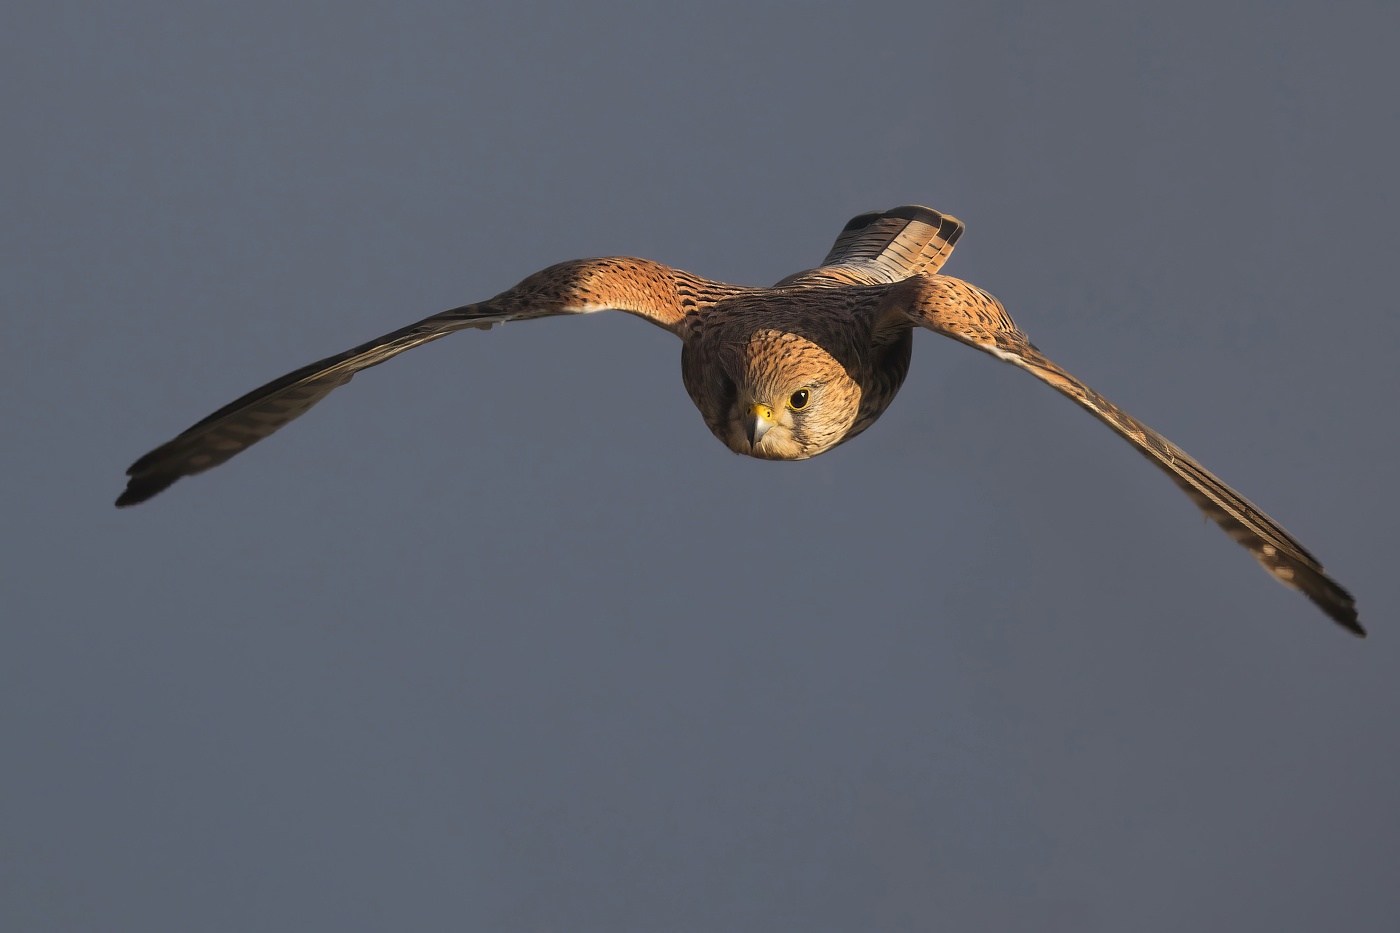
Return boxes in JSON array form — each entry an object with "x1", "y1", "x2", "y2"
[{"x1": 116, "y1": 313, "x2": 470, "y2": 506}]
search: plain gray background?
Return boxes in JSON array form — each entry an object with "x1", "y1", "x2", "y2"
[{"x1": 3, "y1": 1, "x2": 1397, "y2": 930}]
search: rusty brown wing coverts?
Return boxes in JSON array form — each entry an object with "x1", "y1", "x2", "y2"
[{"x1": 118, "y1": 206, "x2": 1361, "y2": 635}]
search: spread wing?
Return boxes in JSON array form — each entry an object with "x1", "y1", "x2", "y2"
[
  {"x1": 893, "y1": 274, "x2": 1362, "y2": 636},
  {"x1": 117, "y1": 258, "x2": 744, "y2": 506},
  {"x1": 775, "y1": 205, "x2": 965, "y2": 288}
]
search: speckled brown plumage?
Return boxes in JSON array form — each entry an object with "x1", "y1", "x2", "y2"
[{"x1": 117, "y1": 206, "x2": 1361, "y2": 635}]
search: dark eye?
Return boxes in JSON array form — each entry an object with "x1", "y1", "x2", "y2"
[{"x1": 787, "y1": 389, "x2": 810, "y2": 411}]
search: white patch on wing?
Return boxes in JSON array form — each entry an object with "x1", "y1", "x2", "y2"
[{"x1": 985, "y1": 343, "x2": 1025, "y2": 364}]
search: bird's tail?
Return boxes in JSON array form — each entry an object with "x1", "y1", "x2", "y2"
[{"x1": 775, "y1": 205, "x2": 965, "y2": 287}]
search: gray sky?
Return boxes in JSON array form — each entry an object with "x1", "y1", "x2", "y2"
[{"x1": 4, "y1": 1, "x2": 1398, "y2": 930}]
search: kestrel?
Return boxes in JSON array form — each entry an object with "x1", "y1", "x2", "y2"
[{"x1": 117, "y1": 206, "x2": 1362, "y2": 635}]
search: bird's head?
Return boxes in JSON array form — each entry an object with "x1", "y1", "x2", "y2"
[{"x1": 718, "y1": 329, "x2": 862, "y2": 460}]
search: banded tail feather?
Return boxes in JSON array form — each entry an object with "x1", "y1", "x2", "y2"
[{"x1": 776, "y1": 205, "x2": 965, "y2": 287}]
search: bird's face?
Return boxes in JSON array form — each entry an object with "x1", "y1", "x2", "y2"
[{"x1": 718, "y1": 329, "x2": 862, "y2": 460}]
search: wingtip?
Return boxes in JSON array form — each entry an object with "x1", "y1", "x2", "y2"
[
  {"x1": 1339, "y1": 614, "x2": 1367, "y2": 639},
  {"x1": 114, "y1": 473, "x2": 175, "y2": 508},
  {"x1": 1311, "y1": 588, "x2": 1364, "y2": 638}
]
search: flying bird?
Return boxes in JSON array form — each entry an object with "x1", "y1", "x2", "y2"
[{"x1": 117, "y1": 206, "x2": 1361, "y2": 635}]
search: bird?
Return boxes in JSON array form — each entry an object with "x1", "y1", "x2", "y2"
[{"x1": 116, "y1": 205, "x2": 1362, "y2": 635}]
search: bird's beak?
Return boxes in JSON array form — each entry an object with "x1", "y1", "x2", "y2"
[{"x1": 745, "y1": 403, "x2": 775, "y2": 448}]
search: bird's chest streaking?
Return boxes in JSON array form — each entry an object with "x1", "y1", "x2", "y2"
[{"x1": 679, "y1": 288, "x2": 913, "y2": 460}]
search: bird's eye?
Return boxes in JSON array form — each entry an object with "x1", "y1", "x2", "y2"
[{"x1": 787, "y1": 389, "x2": 810, "y2": 411}]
